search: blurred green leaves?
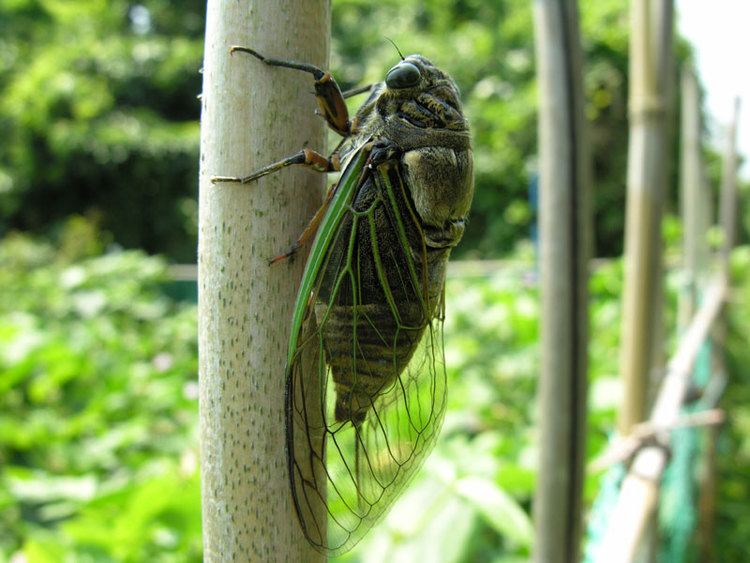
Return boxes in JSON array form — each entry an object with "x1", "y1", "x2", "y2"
[
  {"x1": 0, "y1": 0, "x2": 203, "y2": 261},
  {"x1": 3, "y1": 222, "x2": 750, "y2": 560},
  {"x1": 0, "y1": 224, "x2": 199, "y2": 560}
]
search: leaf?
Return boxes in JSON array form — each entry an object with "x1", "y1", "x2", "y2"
[
  {"x1": 6, "y1": 468, "x2": 97, "y2": 504},
  {"x1": 454, "y1": 476, "x2": 533, "y2": 548}
]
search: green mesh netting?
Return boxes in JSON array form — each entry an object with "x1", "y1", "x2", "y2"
[{"x1": 658, "y1": 340, "x2": 712, "y2": 562}]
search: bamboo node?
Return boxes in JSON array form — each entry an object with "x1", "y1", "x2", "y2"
[{"x1": 628, "y1": 96, "x2": 666, "y2": 120}]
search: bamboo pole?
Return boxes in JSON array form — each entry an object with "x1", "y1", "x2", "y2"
[
  {"x1": 678, "y1": 67, "x2": 702, "y2": 327},
  {"x1": 719, "y1": 98, "x2": 741, "y2": 273},
  {"x1": 618, "y1": 0, "x2": 674, "y2": 435},
  {"x1": 532, "y1": 1, "x2": 591, "y2": 561},
  {"x1": 647, "y1": 0, "x2": 675, "y2": 381},
  {"x1": 197, "y1": 1, "x2": 329, "y2": 561}
]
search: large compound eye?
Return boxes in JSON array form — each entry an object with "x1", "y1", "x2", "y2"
[{"x1": 385, "y1": 62, "x2": 420, "y2": 89}]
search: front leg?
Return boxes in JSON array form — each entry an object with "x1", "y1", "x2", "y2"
[
  {"x1": 211, "y1": 148, "x2": 340, "y2": 184},
  {"x1": 230, "y1": 46, "x2": 351, "y2": 137},
  {"x1": 367, "y1": 139, "x2": 402, "y2": 169}
]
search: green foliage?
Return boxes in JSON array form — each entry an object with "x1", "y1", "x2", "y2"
[
  {"x1": 0, "y1": 227, "x2": 199, "y2": 560},
  {"x1": 3, "y1": 225, "x2": 750, "y2": 560},
  {"x1": 0, "y1": 0, "x2": 203, "y2": 261}
]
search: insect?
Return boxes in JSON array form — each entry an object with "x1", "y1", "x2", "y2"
[{"x1": 213, "y1": 46, "x2": 473, "y2": 554}]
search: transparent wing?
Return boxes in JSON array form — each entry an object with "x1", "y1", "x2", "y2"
[{"x1": 286, "y1": 154, "x2": 448, "y2": 555}]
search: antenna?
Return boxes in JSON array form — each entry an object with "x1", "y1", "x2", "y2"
[{"x1": 384, "y1": 37, "x2": 405, "y2": 61}]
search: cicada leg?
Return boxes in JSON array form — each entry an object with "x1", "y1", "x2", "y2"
[
  {"x1": 229, "y1": 46, "x2": 351, "y2": 136},
  {"x1": 211, "y1": 149, "x2": 340, "y2": 263},
  {"x1": 268, "y1": 189, "x2": 333, "y2": 265},
  {"x1": 211, "y1": 47, "x2": 375, "y2": 186},
  {"x1": 211, "y1": 148, "x2": 340, "y2": 185},
  {"x1": 342, "y1": 83, "x2": 374, "y2": 99},
  {"x1": 210, "y1": 45, "x2": 352, "y2": 184}
]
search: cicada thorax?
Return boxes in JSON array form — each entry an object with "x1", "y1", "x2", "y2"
[{"x1": 314, "y1": 159, "x2": 448, "y2": 426}]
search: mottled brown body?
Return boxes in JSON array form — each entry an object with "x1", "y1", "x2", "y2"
[{"x1": 317, "y1": 55, "x2": 474, "y2": 425}]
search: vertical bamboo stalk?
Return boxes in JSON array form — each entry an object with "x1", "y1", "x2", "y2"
[
  {"x1": 532, "y1": 1, "x2": 591, "y2": 561},
  {"x1": 719, "y1": 98, "x2": 741, "y2": 274},
  {"x1": 197, "y1": 1, "x2": 329, "y2": 561},
  {"x1": 647, "y1": 0, "x2": 675, "y2": 380},
  {"x1": 618, "y1": 0, "x2": 673, "y2": 435},
  {"x1": 698, "y1": 163, "x2": 713, "y2": 276},
  {"x1": 678, "y1": 67, "x2": 702, "y2": 328}
]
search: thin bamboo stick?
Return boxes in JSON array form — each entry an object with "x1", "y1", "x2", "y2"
[
  {"x1": 647, "y1": 0, "x2": 675, "y2": 386},
  {"x1": 719, "y1": 98, "x2": 741, "y2": 273},
  {"x1": 678, "y1": 67, "x2": 702, "y2": 327},
  {"x1": 618, "y1": 0, "x2": 674, "y2": 435},
  {"x1": 698, "y1": 98, "x2": 741, "y2": 561}
]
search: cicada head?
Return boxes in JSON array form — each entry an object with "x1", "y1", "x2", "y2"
[{"x1": 379, "y1": 54, "x2": 468, "y2": 132}]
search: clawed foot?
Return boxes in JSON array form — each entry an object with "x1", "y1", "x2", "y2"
[
  {"x1": 268, "y1": 243, "x2": 301, "y2": 266},
  {"x1": 367, "y1": 140, "x2": 401, "y2": 168},
  {"x1": 210, "y1": 175, "x2": 243, "y2": 184}
]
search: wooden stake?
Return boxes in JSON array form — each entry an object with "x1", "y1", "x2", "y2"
[{"x1": 719, "y1": 98, "x2": 741, "y2": 274}]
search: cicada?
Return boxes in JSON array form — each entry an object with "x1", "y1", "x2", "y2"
[{"x1": 213, "y1": 46, "x2": 473, "y2": 554}]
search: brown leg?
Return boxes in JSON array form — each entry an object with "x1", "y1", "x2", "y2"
[
  {"x1": 230, "y1": 46, "x2": 351, "y2": 136},
  {"x1": 343, "y1": 84, "x2": 374, "y2": 99},
  {"x1": 211, "y1": 148, "x2": 341, "y2": 185},
  {"x1": 269, "y1": 184, "x2": 337, "y2": 265}
]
